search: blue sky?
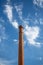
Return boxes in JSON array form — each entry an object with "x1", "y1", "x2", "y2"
[{"x1": 0, "y1": 0, "x2": 43, "y2": 65}]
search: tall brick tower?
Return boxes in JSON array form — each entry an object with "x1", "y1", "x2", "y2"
[{"x1": 18, "y1": 25, "x2": 24, "y2": 65}]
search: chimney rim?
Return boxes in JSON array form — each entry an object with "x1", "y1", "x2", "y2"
[{"x1": 19, "y1": 25, "x2": 23, "y2": 29}]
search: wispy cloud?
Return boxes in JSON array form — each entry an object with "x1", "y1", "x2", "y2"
[
  {"x1": 33, "y1": 0, "x2": 43, "y2": 8},
  {"x1": 14, "y1": 3, "x2": 23, "y2": 20},
  {"x1": 13, "y1": 39, "x2": 18, "y2": 44},
  {"x1": 13, "y1": 39, "x2": 18, "y2": 42},
  {"x1": 39, "y1": 18, "x2": 43, "y2": 25},
  {"x1": 4, "y1": 4, "x2": 13, "y2": 22},
  {"x1": 0, "y1": 58, "x2": 17, "y2": 65},
  {"x1": 14, "y1": 3, "x2": 41, "y2": 27},
  {"x1": 4, "y1": 4, "x2": 19, "y2": 29},
  {"x1": 14, "y1": 3, "x2": 30, "y2": 27},
  {"x1": 24, "y1": 24, "x2": 41, "y2": 47},
  {"x1": 12, "y1": 20, "x2": 18, "y2": 29},
  {"x1": 34, "y1": 18, "x2": 43, "y2": 25},
  {"x1": 0, "y1": 24, "x2": 7, "y2": 43}
]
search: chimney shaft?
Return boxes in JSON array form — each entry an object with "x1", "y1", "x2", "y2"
[{"x1": 18, "y1": 25, "x2": 24, "y2": 65}]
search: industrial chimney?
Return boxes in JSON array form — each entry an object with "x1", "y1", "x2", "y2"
[{"x1": 18, "y1": 25, "x2": 24, "y2": 65}]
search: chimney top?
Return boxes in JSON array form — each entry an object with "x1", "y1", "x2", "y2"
[
  {"x1": 19, "y1": 25, "x2": 23, "y2": 28},
  {"x1": 19, "y1": 25, "x2": 23, "y2": 33}
]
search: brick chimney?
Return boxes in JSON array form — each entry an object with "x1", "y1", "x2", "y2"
[{"x1": 18, "y1": 25, "x2": 24, "y2": 65}]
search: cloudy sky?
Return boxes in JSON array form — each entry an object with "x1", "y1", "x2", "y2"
[{"x1": 0, "y1": 0, "x2": 43, "y2": 65}]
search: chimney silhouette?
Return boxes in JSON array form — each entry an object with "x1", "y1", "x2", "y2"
[{"x1": 18, "y1": 25, "x2": 24, "y2": 65}]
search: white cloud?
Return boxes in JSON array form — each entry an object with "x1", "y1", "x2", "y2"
[
  {"x1": 4, "y1": 4, "x2": 19, "y2": 29},
  {"x1": 0, "y1": 24, "x2": 7, "y2": 43},
  {"x1": 14, "y1": 3, "x2": 30, "y2": 25},
  {"x1": 34, "y1": 18, "x2": 43, "y2": 25},
  {"x1": 15, "y1": 4, "x2": 23, "y2": 20},
  {"x1": 13, "y1": 39, "x2": 18, "y2": 44},
  {"x1": 33, "y1": 0, "x2": 43, "y2": 8},
  {"x1": 13, "y1": 39, "x2": 18, "y2": 42},
  {"x1": 14, "y1": 3, "x2": 29, "y2": 25},
  {"x1": 0, "y1": 58, "x2": 17, "y2": 65},
  {"x1": 12, "y1": 20, "x2": 18, "y2": 29},
  {"x1": 24, "y1": 24, "x2": 40, "y2": 47},
  {"x1": 40, "y1": 18, "x2": 43, "y2": 25},
  {"x1": 4, "y1": 4, "x2": 13, "y2": 22}
]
